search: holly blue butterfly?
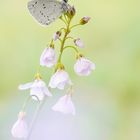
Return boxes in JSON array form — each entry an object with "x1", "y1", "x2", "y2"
[{"x1": 27, "y1": 0, "x2": 69, "y2": 26}]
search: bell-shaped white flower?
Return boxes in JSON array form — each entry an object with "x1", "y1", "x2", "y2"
[
  {"x1": 74, "y1": 38, "x2": 84, "y2": 48},
  {"x1": 11, "y1": 111, "x2": 28, "y2": 138},
  {"x1": 40, "y1": 46, "x2": 56, "y2": 67},
  {"x1": 19, "y1": 79, "x2": 52, "y2": 101},
  {"x1": 74, "y1": 57, "x2": 96, "y2": 76},
  {"x1": 53, "y1": 31, "x2": 61, "y2": 41},
  {"x1": 49, "y1": 69, "x2": 72, "y2": 90},
  {"x1": 52, "y1": 94, "x2": 76, "y2": 115}
]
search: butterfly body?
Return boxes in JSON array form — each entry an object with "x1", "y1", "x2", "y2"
[{"x1": 27, "y1": 0, "x2": 69, "y2": 26}]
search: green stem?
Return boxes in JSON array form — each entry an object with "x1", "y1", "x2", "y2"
[
  {"x1": 60, "y1": 17, "x2": 68, "y2": 26},
  {"x1": 58, "y1": 38, "x2": 62, "y2": 43},
  {"x1": 21, "y1": 96, "x2": 31, "y2": 111},
  {"x1": 70, "y1": 23, "x2": 81, "y2": 30},
  {"x1": 36, "y1": 65, "x2": 41, "y2": 75},
  {"x1": 65, "y1": 36, "x2": 74, "y2": 41},
  {"x1": 64, "y1": 14, "x2": 68, "y2": 23},
  {"x1": 63, "y1": 46, "x2": 79, "y2": 53},
  {"x1": 50, "y1": 39, "x2": 54, "y2": 45},
  {"x1": 57, "y1": 18, "x2": 72, "y2": 63},
  {"x1": 59, "y1": 27, "x2": 66, "y2": 32}
]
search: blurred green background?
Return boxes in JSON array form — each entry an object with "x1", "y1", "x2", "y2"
[{"x1": 0, "y1": 0, "x2": 140, "y2": 140}]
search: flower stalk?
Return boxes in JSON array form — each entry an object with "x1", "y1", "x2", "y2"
[
  {"x1": 63, "y1": 46, "x2": 79, "y2": 53},
  {"x1": 12, "y1": 4, "x2": 96, "y2": 140},
  {"x1": 57, "y1": 15, "x2": 72, "y2": 64},
  {"x1": 26, "y1": 98, "x2": 46, "y2": 140}
]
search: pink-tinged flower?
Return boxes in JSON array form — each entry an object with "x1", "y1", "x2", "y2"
[
  {"x1": 74, "y1": 38, "x2": 84, "y2": 48},
  {"x1": 80, "y1": 16, "x2": 91, "y2": 25},
  {"x1": 11, "y1": 111, "x2": 28, "y2": 138},
  {"x1": 52, "y1": 94, "x2": 76, "y2": 115},
  {"x1": 19, "y1": 79, "x2": 52, "y2": 101},
  {"x1": 40, "y1": 47, "x2": 56, "y2": 67},
  {"x1": 49, "y1": 70, "x2": 72, "y2": 90},
  {"x1": 53, "y1": 31, "x2": 61, "y2": 41},
  {"x1": 74, "y1": 57, "x2": 96, "y2": 76}
]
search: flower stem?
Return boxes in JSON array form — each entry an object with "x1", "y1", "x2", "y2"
[
  {"x1": 26, "y1": 98, "x2": 46, "y2": 140},
  {"x1": 57, "y1": 17, "x2": 72, "y2": 64},
  {"x1": 63, "y1": 46, "x2": 79, "y2": 53},
  {"x1": 65, "y1": 36, "x2": 74, "y2": 41},
  {"x1": 70, "y1": 23, "x2": 81, "y2": 30},
  {"x1": 21, "y1": 96, "x2": 31, "y2": 111},
  {"x1": 59, "y1": 16, "x2": 68, "y2": 26}
]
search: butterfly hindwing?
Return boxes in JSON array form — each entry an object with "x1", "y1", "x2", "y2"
[{"x1": 27, "y1": 0, "x2": 64, "y2": 26}]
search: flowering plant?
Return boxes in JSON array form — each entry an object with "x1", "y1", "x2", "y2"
[{"x1": 11, "y1": 3, "x2": 95, "y2": 139}]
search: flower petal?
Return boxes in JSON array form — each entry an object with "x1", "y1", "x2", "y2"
[
  {"x1": 30, "y1": 87, "x2": 45, "y2": 101},
  {"x1": 74, "y1": 57, "x2": 95, "y2": 76},
  {"x1": 43, "y1": 86, "x2": 52, "y2": 97},
  {"x1": 40, "y1": 47, "x2": 56, "y2": 67},
  {"x1": 52, "y1": 95, "x2": 76, "y2": 115},
  {"x1": 11, "y1": 112, "x2": 28, "y2": 138},
  {"x1": 49, "y1": 70, "x2": 71, "y2": 90},
  {"x1": 18, "y1": 82, "x2": 33, "y2": 90}
]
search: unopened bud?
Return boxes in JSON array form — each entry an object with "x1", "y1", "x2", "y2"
[
  {"x1": 69, "y1": 6, "x2": 76, "y2": 17},
  {"x1": 67, "y1": 6, "x2": 76, "y2": 18},
  {"x1": 53, "y1": 31, "x2": 61, "y2": 41},
  {"x1": 80, "y1": 16, "x2": 91, "y2": 25}
]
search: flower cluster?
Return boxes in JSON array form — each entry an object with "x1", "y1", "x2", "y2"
[{"x1": 11, "y1": 6, "x2": 95, "y2": 139}]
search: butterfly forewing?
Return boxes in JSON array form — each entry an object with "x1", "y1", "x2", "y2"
[{"x1": 28, "y1": 0, "x2": 64, "y2": 26}]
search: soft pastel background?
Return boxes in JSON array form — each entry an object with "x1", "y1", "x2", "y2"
[{"x1": 0, "y1": 0, "x2": 140, "y2": 140}]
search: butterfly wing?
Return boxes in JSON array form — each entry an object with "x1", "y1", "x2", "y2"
[{"x1": 27, "y1": 0, "x2": 64, "y2": 26}]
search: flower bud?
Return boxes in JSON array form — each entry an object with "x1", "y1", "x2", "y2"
[
  {"x1": 67, "y1": 6, "x2": 76, "y2": 18},
  {"x1": 80, "y1": 16, "x2": 91, "y2": 25},
  {"x1": 53, "y1": 31, "x2": 61, "y2": 41},
  {"x1": 74, "y1": 38, "x2": 84, "y2": 48}
]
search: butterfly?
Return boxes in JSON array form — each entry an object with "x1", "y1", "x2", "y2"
[{"x1": 27, "y1": 0, "x2": 69, "y2": 26}]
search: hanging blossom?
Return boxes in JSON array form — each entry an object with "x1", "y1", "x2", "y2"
[
  {"x1": 19, "y1": 74, "x2": 52, "y2": 101},
  {"x1": 74, "y1": 38, "x2": 84, "y2": 48},
  {"x1": 52, "y1": 88, "x2": 75, "y2": 115},
  {"x1": 40, "y1": 45, "x2": 56, "y2": 68},
  {"x1": 49, "y1": 67, "x2": 72, "y2": 90},
  {"x1": 74, "y1": 55, "x2": 96, "y2": 76},
  {"x1": 11, "y1": 111, "x2": 28, "y2": 139}
]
